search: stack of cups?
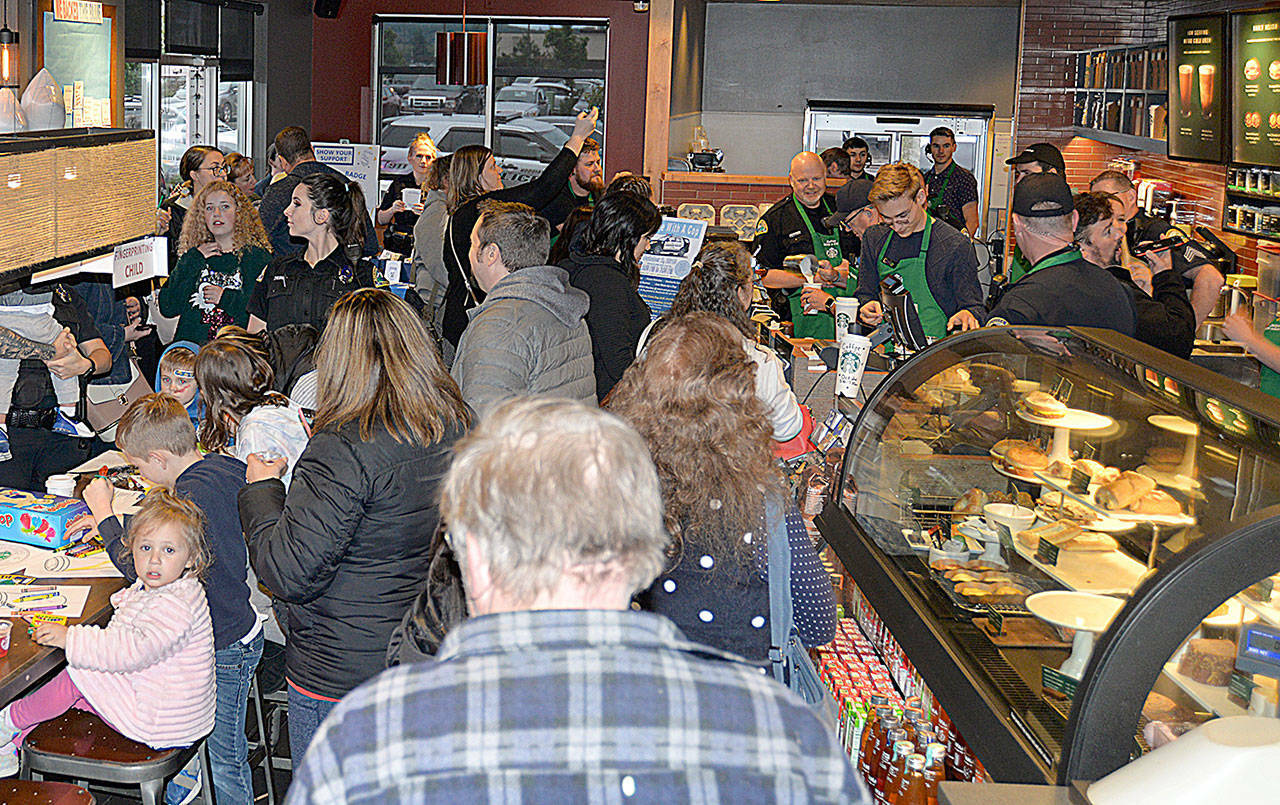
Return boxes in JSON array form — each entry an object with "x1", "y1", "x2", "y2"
[
  {"x1": 833, "y1": 298, "x2": 871, "y2": 399},
  {"x1": 45, "y1": 474, "x2": 76, "y2": 497}
]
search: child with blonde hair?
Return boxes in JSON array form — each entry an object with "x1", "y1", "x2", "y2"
[{"x1": 0, "y1": 488, "x2": 215, "y2": 773}]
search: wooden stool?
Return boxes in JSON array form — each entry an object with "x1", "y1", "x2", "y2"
[
  {"x1": 0, "y1": 780, "x2": 94, "y2": 804},
  {"x1": 19, "y1": 709, "x2": 212, "y2": 805}
]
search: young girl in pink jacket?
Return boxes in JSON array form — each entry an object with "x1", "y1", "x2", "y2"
[{"x1": 0, "y1": 489, "x2": 216, "y2": 774}]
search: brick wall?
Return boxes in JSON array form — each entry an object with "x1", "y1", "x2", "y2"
[
  {"x1": 1016, "y1": 0, "x2": 1272, "y2": 275},
  {"x1": 659, "y1": 176, "x2": 792, "y2": 210}
]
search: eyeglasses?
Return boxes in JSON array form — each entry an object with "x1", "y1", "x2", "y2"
[{"x1": 204, "y1": 163, "x2": 227, "y2": 175}]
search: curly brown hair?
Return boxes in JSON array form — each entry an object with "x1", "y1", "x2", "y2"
[
  {"x1": 668, "y1": 241, "x2": 754, "y2": 336},
  {"x1": 607, "y1": 312, "x2": 783, "y2": 565},
  {"x1": 178, "y1": 180, "x2": 271, "y2": 254}
]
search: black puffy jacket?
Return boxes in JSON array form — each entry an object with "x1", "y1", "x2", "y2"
[{"x1": 239, "y1": 418, "x2": 466, "y2": 699}]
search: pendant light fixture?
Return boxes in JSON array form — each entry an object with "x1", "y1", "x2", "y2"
[
  {"x1": 0, "y1": 0, "x2": 18, "y2": 90},
  {"x1": 435, "y1": 0, "x2": 486, "y2": 87}
]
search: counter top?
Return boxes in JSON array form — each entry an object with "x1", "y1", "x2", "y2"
[{"x1": 939, "y1": 781, "x2": 1091, "y2": 805}]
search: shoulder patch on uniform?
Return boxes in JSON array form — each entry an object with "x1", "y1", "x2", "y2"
[
  {"x1": 756, "y1": 218, "x2": 768, "y2": 236},
  {"x1": 987, "y1": 316, "x2": 1010, "y2": 327}
]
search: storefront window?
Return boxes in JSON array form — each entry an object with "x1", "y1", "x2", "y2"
[
  {"x1": 156, "y1": 64, "x2": 252, "y2": 194},
  {"x1": 374, "y1": 17, "x2": 606, "y2": 184}
]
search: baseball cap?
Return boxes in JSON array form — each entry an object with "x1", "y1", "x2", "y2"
[
  {"x1": 1011, "y1": 172, "x2": 1075, "y2": 218},
  {"x1": 1006, "y1": 143, "x2": 1066, "y2": 175},
  {"x1": 822, "y1": 177, "x2": 875, "y2": 228}
]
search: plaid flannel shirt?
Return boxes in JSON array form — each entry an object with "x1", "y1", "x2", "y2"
[{"x1": 288, "y1": 608, "x2": 867, "y2": 804}]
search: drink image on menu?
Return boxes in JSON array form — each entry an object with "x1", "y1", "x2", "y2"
[
  {"x1": 1179, "y1": 64, "x2": 1195, "y2": 116},
  {"x1": 1199, "y1": 64, "x2": 1215, "y2": 118}
]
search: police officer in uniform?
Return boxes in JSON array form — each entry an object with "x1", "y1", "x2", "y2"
[
  {"x1": 1090, "y1": 169, "x2": 1223, "y2": 327},
  {"x1": 0, "y1": 283, "x2": 113, "y2": 490},
  {"x1": 1003, "y1": 143, "x2": 1066, "y2": 284},
  {"x1": 856, "y1": 163, "x2": 985, "y2": 344},
  {"x1": 246, "y1": 246, "x2": 378, "y2": 334},
  {"x1": 988, "y1": 173, "x2": 1137, "y2": 334},
  {"x1": 753, "y1": 151, "x2": 858, "y2": 339}
]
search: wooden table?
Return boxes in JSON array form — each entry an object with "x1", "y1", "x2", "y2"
[{"x1": 0, "y1": 577, "x2": 125, "y2": 705}]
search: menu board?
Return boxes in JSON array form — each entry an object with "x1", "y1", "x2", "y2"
[
  {"x1": 1232, "y1": 10, "x2": 1280, "y2": 167},
  {"x1": 1168, "y1": 15, "x2": 1226, "y2": 163}
]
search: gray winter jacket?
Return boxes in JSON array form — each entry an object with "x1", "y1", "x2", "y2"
[{"x1": 450, "y1": 264, "x2": 595, "y2": 417}]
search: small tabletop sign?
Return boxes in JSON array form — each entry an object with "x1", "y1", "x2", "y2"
[
  {"x1": 1042, "y1": 665, "x2": 1078, "y2": 699},
  {"x1": 984, "y1": 603, "x2": 1004, "y2": 636},
  {"x1": 1037, "y1": 536, "x2": 1060, "y2": 566},
  {"x1": 112, "y1": 237, "x2": 168, "y2": 289},
  {"x1": 1081, "y1": 442, "x2": 1097, "y2": 461},
  {"x1": 1228, "y1": 671, "x2": 1256, "y2": 708},
  {"x1": 995, "y1": 522, "x2": 1014, "y2": 551},
  {"x1": 1068, "y1": 466, "x2": 1092, "y2": 495},
  {"x1": 1052, "y1": 376, "x2": 1074, "y2": 403}
]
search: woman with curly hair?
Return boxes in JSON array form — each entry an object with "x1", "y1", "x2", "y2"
[
  {"x1": 159, "y1": 180, "x2": 271, "y2": 344},
  {"x1": 661, "y1": 241, "x2": 804, "y2": 442},
  {"x1": 607, "y1": 312, "x2": 835, "y2": 664}
]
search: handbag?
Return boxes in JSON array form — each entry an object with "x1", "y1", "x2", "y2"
[
  {"x1": 82, "y1": 357, "x2": 150, "y2": 439},
  {"x1": 767, "y1": 497, "x2": 840, "y2": 726}
]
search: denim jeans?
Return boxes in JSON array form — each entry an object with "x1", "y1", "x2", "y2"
[
  {"x1": 287, "y1": 686, "x2": 339, "y2": 766},
  {"x1": 209, "y1": 632, "x2": 264, "y2": 805}
]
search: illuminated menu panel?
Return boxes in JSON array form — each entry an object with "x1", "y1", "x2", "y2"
[
  {"x1": 1232, "y1": 9, "x2": 1280, "y2": 167},
  {"x1": 1169, "y1": 15, "x2": 1226, "y2": 163}
]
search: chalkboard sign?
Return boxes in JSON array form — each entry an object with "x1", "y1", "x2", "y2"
[{"x1": 1168, "y1": 14, "x2": 1227, "y2": 164}]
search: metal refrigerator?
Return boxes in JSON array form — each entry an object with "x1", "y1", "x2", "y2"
[{"x1": 803, "y1": 101, "x2": 996, "y2": 234}]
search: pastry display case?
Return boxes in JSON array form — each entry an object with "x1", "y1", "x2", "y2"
[{"x1": 816, "y1": 325, "x2": 1280, "y2": 785}]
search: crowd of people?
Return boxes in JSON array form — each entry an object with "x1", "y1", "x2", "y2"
[{"x1": 0, "y1": 104, "x2": 1253, "y2": 803}]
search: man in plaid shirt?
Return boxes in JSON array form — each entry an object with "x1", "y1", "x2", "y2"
[{"x1": 288, "y1": 398, "x2": 866, "y2": 804}]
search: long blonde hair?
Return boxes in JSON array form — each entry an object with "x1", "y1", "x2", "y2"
[
  {"x1": 313, "y1": 289, "x2": 471, "y2": 444},
  {"x1": 178, "y1": 180, "x2": 271, "y2": 254}
]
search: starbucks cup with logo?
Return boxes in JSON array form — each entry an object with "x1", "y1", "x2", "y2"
[
  {"x1": 802, "y1": 283, "x2": 821, "y2": 315},
  {"x1": 835, "y1": 333, "x2": 872, "y2": 398},
  {"x1": 833, "y1": 298, "x2": 858, "y2": 336}
]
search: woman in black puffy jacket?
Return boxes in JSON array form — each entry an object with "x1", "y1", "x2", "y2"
[{"x1": 239, "y1": 288, "x2": 471, "y2": 761}]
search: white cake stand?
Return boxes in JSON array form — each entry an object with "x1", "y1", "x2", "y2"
[
  {"x1": 1017, "y1": 407, "x2": 1116, "y2": 464},
  {"x1": 1026, "y1": 590, "x2": 1126, "y2": 679}
]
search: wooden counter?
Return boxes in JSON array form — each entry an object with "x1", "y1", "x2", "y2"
[{"x1": 0, "y1": 577, "x2": 126, "y2": 705}]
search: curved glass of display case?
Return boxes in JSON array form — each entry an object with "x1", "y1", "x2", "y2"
[{"x1": 820, "y1": 325, "x2": 1280, "y2": 785}]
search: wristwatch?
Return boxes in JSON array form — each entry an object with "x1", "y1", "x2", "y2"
[{"x1": 824, "y1": 297, "x2": 836, "y2": 314}]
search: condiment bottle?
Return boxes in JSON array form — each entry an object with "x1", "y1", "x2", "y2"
[{"x1": 895, "y1": 754, "x2": 930, "y2": 805}]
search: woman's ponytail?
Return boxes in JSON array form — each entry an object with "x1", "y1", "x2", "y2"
[
  {"x1": 299, "y1": 173, "x2": 367, "y2": 262},
  {"x1": 344, "y1": 180, "x2": 367, "y2": 251}
]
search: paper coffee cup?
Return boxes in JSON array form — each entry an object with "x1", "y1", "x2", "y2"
[
  {"x1": 401, "y1": 188, "x2": 422, "y2": 208},
  {"x1": 0, "y1": 620, "x2": 10, "y2": 657},
  {"x1": 802, "y1": 283, "x2": 821, "y2": 315},
  {"x1": 835, "y1": 333, "x2": 872, "y2": 398},
  {"x1": 833, "y1": 298, "x2": 858, "y2": 336},
  {"x1": 45, "y1": 474, "x2": 75, "y2": 498}
]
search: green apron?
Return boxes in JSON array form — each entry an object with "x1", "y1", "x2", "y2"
[
  {"x1": 877, "y1": 215, "x2": 948, "y2": 340},
  {"x1": 1026, "y1": 247, "x2": 1083, "y2": 276},
  {"x1": 788, "y1": 195, "x2": 853, "y2": 339},
  {"x1": 1262, "y1": 316, "x2": 1280, "y2": 398},
  {"x1": 1008, "y1": 244, "x2": 1033, "y2": 283}
]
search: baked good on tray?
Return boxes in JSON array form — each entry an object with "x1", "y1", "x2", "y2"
[
  {"x1": 1002, "y1": 444, "x2": 1049, "y2": 476},
  {"x1": 1130, "y1": 489, "x2": 1182, "y2": 516},
  {"x1": 1143, "y1": 692, "x2": 1194, "y2": 724},
  {"x1": 1016, "y1": 520, "x2": 1082, "y2": 551},
  {"x1": 1095, "y1": 471, "x2": 1157, "y2": 510},
  {"x1": 1018, "y1": 390, "x2": 1067, "y2": 419},
  {"x1": 952, "y1": 488, "x2": 988, "y2": 515},
  {"x1": 1176, "y1": 638, "x2": 1237, "y2": 686}
]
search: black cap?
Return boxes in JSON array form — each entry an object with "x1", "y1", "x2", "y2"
[
  {"x1": 1011, "y1": 172, "x2": 1074, "y2": 218},
  {"x1": 1006, "y1": 143, "x2": 1066, "y2": 175},
  {"x1": 822, "y1": 177, "x2": 874, "y2": 228}
]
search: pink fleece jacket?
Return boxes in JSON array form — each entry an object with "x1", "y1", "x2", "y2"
[{"x1": 65, "y1": 576, "x2": 215, "y2": 748}]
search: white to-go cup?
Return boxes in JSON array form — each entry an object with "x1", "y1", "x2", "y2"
[
  {"x1": 833, "y1": 297, "x2": 858, "y2": 336},
  {"x1": 802, "y1": 283, "x2": 822, "y2": 314},
  {"x1": 45, "y1": 474, "x2": 76, "y2": 497},
  {"x1": 401, "y1": 188, "x2": 422, "y2": 208},
  {"x1": 835, "y1": 333, "x2": 872, "y2": 398}
]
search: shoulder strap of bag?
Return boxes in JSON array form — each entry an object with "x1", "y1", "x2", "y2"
[
  {"x1": 766, "y1": 496, "x2": 793, "y2": 685},
  {"x1": 445, "y1": 214, "x2": 480, "y2": 307}
]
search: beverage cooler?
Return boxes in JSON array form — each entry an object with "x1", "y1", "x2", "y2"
[
  {"x1": 802, "y1": 101, "x2": 995, "y2": 231},
  {"x1": 814, "y1": 325, "x2": 1280, "y2": 788}
]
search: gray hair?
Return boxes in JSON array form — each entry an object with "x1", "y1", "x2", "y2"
[
  {"x1": 1017, "y1": 211, "x2": 1074, "y2": 239},
  {"x1": 441, "y1": 397, "x2": 669, "y2": 605}
]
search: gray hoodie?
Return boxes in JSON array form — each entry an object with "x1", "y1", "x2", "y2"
[{"x1": 451, "y1": 264, "x2": 596, "y2": 417}]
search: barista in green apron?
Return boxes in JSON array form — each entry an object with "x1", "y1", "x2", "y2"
[
  {"x1": 854, "y1": 163, "x2": 985, "y2": 345},
  {"x1": 788, "y1": 195, "x2": 857, "y2": 339},
  {"x1": 1003, "y1": 143, "x2": 1068, "y2": 287},
  {"x1": 1223, "y1": 308, "x2": 1280, "y2": 398}
]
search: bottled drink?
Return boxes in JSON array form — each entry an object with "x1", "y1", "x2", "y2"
[
  {"x1": 895, "y1": 754, "x2": 930, "y2": 805},
  {"x1": 858, "y1": 707, "x2": 894, "y2": 785},
  {"x1": 867, "y1": 717, "x2": 901, "y2": 797},
  {"x1": 884, "y1": 740, "x2": 915, "y2": 804},
  {"x1": 923, "y1": 743, "x2": 946, "y2": 805},
  {"x1": 874, "y1": 729, "x2": 908, "y2": 804}
]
